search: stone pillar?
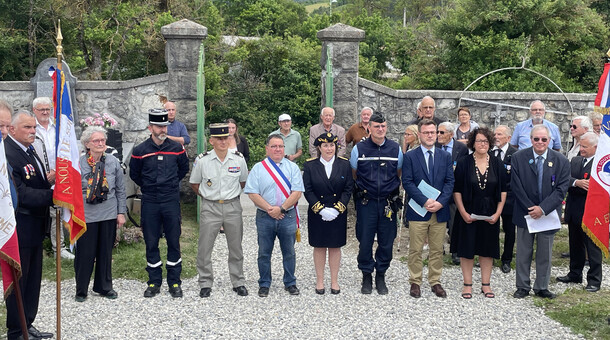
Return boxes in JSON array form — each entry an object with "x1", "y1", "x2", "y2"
[
  {"x1": 161, "y1": 19, "x2": 207, "y2": 147},
  {"x1": 317, "y1": 24, "x2": 365, "y2": 130}
]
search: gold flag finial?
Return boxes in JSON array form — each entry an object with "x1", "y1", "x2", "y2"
[
  {"x1": 607, "y1": 48, "x2": 610, "y2": 58},
  {"x1": 56, "y1": 19, "x2": 63, "y2": 69}
]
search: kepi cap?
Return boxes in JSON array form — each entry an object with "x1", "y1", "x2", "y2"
[
  {"x1": 148, "y1": 108, "x2": 170, "y2": 126},
  {"x1": 313, "y1": 132, "x2": 338, "y2": 147},
  {"x1": 209, "y1": 123, "x2": 230, "y2": 137},
  {"x1": 278, "y1": 113, "x2": 291, "y2": 122}
]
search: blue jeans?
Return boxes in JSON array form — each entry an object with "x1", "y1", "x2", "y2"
[{"x1": 256, "y1": 209, "x2": 297, "y2": 288}]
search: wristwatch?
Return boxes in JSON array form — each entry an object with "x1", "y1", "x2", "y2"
[{"x1": 280, "y1": 206, "x2": 287, "y2": 214}]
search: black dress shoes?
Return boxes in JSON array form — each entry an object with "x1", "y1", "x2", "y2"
[
  {"x1": 556, "y1": 275, "x2": 582, "y2": 284},
  {"x1": 285, "y1": 285, "x2": 300, "y2": 295},
  {"x1": 315, "y1": 288, "x2": 325, "y2": 295},
  {"x1": 258, "y1": 287, "x2": 269, "y2": 297},
  {"x1": 585, "y1": 284, "x2": 600, "y2": 292},
  {"x1": 534, "y1": 289, "x2": 556, "y2": 299},
  {"x1": 513, "y1": 288, "x2": 529, "y2": 298},
  {"x1": 500, "y1": 263, "x2": 511, "y2": 273},
  {"x1": 28, "y1": 326, "x2": 52, "y2": 339},
  {"x1": 233, "y1": 286, "x2": 249, "y2": 296},
  {"x1": 199, "y1": 287, "x2": 212, "y2": 298},
  {"x1": 330, "y1": 288, "x2": 340, "y2": 295},
  {"x1": 169, "y1": 284, "x2": 183, "y2": 298}
]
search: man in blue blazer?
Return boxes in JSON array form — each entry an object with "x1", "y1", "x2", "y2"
[
  {"x1": 403, "y1": 119, "x2": 455, "y2": 298},
  {"x1": 511, "y1": 125, "x2": 570, "y2": 299}
]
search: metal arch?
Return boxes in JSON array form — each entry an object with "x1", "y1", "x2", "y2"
[{"x1": 457, "y1": 66, "x2": 575, "y2": 114}]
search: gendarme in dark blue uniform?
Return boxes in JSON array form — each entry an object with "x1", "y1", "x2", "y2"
[
  {"x1": 129, "y1": 109, "x2": 189, "y2": 298},
  {"x1": 350, "y1": 112, "x2": 403, "y2": 295}
]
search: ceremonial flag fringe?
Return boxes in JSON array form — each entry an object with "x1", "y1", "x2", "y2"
[
  {"x1": 0, "y1": 137, "x2": 20, "y2": 299},
  {"x1": 582, "y1": 62, "x2": 610, "y2": 258},
  {"x1": 51, "y1": 67, "x2": 86, "y2": 244}
]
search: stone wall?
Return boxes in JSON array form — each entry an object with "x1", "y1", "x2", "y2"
[
  {"x1": 318, "y1": 23, "x2": 597, "y2": 152},
  {"x1": 354, "y1": 78, "x2": 596, "y2": 151}
]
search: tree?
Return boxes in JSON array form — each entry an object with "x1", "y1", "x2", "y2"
[{"x1": 428, "y1": 0, "x2": 610, "y2": 92}]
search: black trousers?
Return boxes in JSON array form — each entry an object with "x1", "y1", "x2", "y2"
[
  {"x1": 6, "y1": 244, "x2": 43, "y2": 339},
  {"x1": 500, "y1": 213, "x2": 516, "y2": 264},
  {"x1": 567, "y1": 220, "x2": 602, "y2": 286},
  {"x1": 74, "y1": 219, "x2": 117, "y2": 296}
]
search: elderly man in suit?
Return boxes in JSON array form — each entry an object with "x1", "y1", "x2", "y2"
[
  {"x1": 511, "y1": 125, "x2": 570, "y2": 299},
  {"x1": 492, "y1": 125, "x2": 518, "y2": 273},
  {"x1": 5, "y1": 110, "x2": 54, "y2": 340},
  {"x1": 403, "y1": 119, "x2": 455, "y2": 298},
  {"x1": 556, "y1": 132, "x2": 602, "y2": 292},
  {"x1": 435, "y1": 121, "x2": 468, "y2": 264}
]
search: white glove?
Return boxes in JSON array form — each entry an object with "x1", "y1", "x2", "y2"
[{"x1": 320, "y1": 207, "x2": 340, "y2": 221}]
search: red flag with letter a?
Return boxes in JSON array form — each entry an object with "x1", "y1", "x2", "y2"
[{"x1": 582, "y1": 62, "x2": 610, "y2": 257}]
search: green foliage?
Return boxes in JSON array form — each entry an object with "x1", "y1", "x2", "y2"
[
  {"x1": 206, "y1": 35, "x2": 321, "y2": 167},
  {"x1": 431, "y1": 0, "x2": 610, "y2": 92}
]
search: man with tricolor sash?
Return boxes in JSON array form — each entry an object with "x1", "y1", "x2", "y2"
[{"x1": 244, "y1": 134, "x2": 304, "y2": 297}]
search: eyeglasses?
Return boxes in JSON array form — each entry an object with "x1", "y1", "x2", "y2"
[
  {"x1": 269, "y1": 145, "x2": 285, "y2": 149},
  {"x1": 532, "y1": 137, "x2": 548, "y2": 142},
  {"x1": 90, "y1": 138, "x2": 106, "y2": 144},
  {"x1": 570, "y1": 125, "x2": 579, "y2": 129},
  {"x1": 35, "y1": 108, "x2": 51, "y2": 112},
  {"x1": 475, "y1": 139, "x2": 489, "y2": 144},
  {"x1": 437, "y1": 131, "x2": 446, "y2": 135}
]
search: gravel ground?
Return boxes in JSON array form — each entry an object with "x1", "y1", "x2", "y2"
[{"x1": 32, "y1": 213, "x2": 604, "y2": 339}]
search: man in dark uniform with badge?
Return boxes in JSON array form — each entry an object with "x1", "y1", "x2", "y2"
[
  {"x1": 130, "y1": 109, "x2": 189, "y2": 298},
  {"x1": 189, "y1": 123, "x2": 249, "y2": 297},
  {"x1": 350, "y1": 112, "x2": 403, "y2": 295},
  {"x1": 5, "y1": 110, "x2": 54, "y2": 340}
]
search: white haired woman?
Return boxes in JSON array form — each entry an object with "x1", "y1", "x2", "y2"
[{"x1": 74, "y1": 126, "x2": 126, "y2": 302}]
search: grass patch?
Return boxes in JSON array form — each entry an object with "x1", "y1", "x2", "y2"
[
  {"x1": 535, "y1": 288, "x2": 610, "y2": 339},
  {"x1": 305, "y1": 2, "x2": 328, "y2": 13}
]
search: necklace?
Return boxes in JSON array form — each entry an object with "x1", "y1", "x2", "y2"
[{"x1": 474, "y1": 154, "x2": 489, "y2": 190}]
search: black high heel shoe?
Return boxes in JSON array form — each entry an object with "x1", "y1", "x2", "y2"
[{"x1": 315, "y1": 288, "x2": 325, "y2": 295}]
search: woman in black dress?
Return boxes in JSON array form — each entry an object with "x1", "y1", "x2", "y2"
[
  {"x1": 303, "y1": 132, "x2": 354, "y2": 295},
  {"x1": 452, "y1": 127, "x2": 506, "y2": 299}
]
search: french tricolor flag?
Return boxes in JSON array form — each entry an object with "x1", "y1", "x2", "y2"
[
  {"x1": 582, "y1": 62, "x2": 610, "y2": 257},
  {"x1": 51, "y1": 67, "x2": 86, "y2": 244}
]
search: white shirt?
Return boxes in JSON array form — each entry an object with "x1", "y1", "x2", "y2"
[
  {"x1": 34, "y1": 119, "x2": 56, "y2": 170},
  {"x1": 319, "y1": 156, "x2": 335, "y2": 179}
]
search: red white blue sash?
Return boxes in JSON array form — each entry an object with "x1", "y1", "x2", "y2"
[{"x1": 261, "y1": 157, "x2": 300, "y2": 228}]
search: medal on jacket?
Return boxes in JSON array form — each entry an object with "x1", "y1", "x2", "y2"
[
  {"x1": 206, "y1": 179, "x2": 212, "y2": 187},
  {"x1": 24, "y1": 164, "x2": 35, "y2": 179}
]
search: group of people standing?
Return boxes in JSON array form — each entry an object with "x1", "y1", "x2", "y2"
[{"x1": 1, "y1": 93, "x2": 604, "y2": 339}]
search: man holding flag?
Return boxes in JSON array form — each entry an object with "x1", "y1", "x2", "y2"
[
  {"x1": 582, "y1": 58, "x2": 610, "y2": 262},
  {"x1": 5, "y1": 110, "x2": 54, "y2": 340}
]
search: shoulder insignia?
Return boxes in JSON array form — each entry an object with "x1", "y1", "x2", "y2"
[
  {"x1": 338, "y1": 156, "x2": 348, "y2": 161},
  {"x1": 306, "y1": 157, "x2": 317, "y2": 162},
  {"x1": 233, "y1": 150, "x2": 243, "y2": 157},
  {"x1": 197, "y1": 152, "x2": 209, "y2": 159}
]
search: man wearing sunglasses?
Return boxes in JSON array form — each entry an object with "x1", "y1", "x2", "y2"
[
  {"x1": 511, "y1": 125, "x2": 570, "y2": 299},
  {"x1": 510, "y1": 100, "x2": 562, "y2": 152},
  {"x1": 565, "y1": 116, "x2": 592, "y2": 161}
]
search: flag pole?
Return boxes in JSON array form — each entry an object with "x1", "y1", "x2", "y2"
[
  {"x1": 55, "y1": 19, "x2": 63, "y2": 340},
  {"x1": 11, "y1": 266, "x2": 29, "y2": 340}
]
